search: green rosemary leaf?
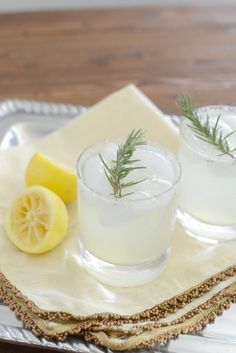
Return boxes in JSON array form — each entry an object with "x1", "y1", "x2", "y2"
[
  {"x1": 177, "y1": 93, "x2": 236, "y2": 159},
  {"x1": 125, "y1": 159, "x2": 141, "y2": 163},
  {"x1": 99, "y1": 129, "x2": 147, "y2": 198},
  {"x1": 120, "y1": 179, "x2": 146, "y2": 189},
  {"x1": 99, "y1": 154, "x2": 112, "y2": 173},
  {"x1": 222, "y1": 130, "x2": 235, "y2": 141},
  {"x1": 121, "y1": 192, "x2": 134, "y2": 197}
]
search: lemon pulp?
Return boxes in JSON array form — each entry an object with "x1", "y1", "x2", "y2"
[{"x1": 6, "y1": 186, "x2": 68, "y2": 254}]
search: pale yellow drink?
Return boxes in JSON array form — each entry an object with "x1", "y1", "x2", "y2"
[
  {"x1": 178, "y1": 106, "x2": 236, "y2": 243},
  {"x1": 77, "y1": 142, "x2": 180, "y2": 286}
]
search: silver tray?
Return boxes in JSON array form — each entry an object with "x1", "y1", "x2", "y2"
[{"x1": 0, "y1": 98, "x2": 235, "y2": 352}]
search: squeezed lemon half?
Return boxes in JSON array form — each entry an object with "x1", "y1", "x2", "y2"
[
  {"x1": 6, "y1": 186, "x2": 68, "y2": 254},
  {"x1": 25, "y1": 152, "x2": 77, "y2": 203}
]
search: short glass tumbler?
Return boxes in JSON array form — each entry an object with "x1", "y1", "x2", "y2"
[
  {"x1": 77, "y1": 141, "x2": 181, "y2": 287},
  {"x1": 177, "y1": 105, "x2": 236, "y2": 244}
]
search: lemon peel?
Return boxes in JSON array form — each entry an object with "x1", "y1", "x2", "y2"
[{"x1": 25, "y1": 152, "x2": 77, "y2": 203}]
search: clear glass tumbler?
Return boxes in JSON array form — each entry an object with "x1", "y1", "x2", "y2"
[
  {"x1": 177, "y1": 105, "x2": 236, "y2": 244},
  {"x1": 76, "y1": 141, "x2": 181, "y2": 287}
]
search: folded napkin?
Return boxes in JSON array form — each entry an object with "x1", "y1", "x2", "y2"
[{"x1": 0, "y1": 85, "x2": 235, "y2": 351}]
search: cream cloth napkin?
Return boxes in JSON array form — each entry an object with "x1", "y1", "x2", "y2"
[{"x1": 0, "y1": 85, "x2": 235, "y2": 350}]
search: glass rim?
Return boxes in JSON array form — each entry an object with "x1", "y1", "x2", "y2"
[
  {"x1": 76, "y1": 140, "x2": 182, "y2": 203},
  {"x1": 180, "y1": 105, "x2": 236, "y2": 163}
]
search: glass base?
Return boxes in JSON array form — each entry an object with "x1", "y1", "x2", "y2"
[
  {"x1": 177, "y1": 208, "x2": 236, "y2": 244},
  {"x1": 79, "y1": 243, "x2": 170, "y2": 287}
]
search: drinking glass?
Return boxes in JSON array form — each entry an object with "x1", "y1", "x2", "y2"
[
  {"x1": 76, "y1": 141, "x2": 181, "y2": 287},
  {"x1": 177, "y1": 105, "x2": 236, "y2": 243}
]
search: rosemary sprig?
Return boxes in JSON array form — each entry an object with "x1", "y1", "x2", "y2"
[
  {"x1": 99, "y1": 129, "x2": 146, "y2": 198},
  {"x1": 176, "y1": 93, "x2": 236, "y2": 159}
]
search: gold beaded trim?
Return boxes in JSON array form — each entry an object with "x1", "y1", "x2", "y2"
[
  {"x1": 86, "y1": 282, "x2": 236, "y2": 350},
  {"x1": 0, "y1": 265, "x2": 235, "y2": 350}
]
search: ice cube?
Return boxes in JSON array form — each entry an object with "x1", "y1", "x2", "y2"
[
  {"x1": 82, "y1": 142, "x2": 118, "y2": 195},
  {"x1": 182, "y1": 110, "x2": 236, "y2": 160}
]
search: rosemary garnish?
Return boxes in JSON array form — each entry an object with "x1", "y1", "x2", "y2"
[
  {"x1": 99, "y1": 129, "x2": 146, "y2": 198},
  {"x1": 177, "y1": 93, "x2": 236, "y2": 159}
]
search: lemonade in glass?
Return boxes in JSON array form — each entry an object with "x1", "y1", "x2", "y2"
[
  {"x1": 177, "y1": 103, "x2": 236, "y2": 243},
  {"x1": 77, "y1": 132, "x2": 181, "y2": 287}
]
